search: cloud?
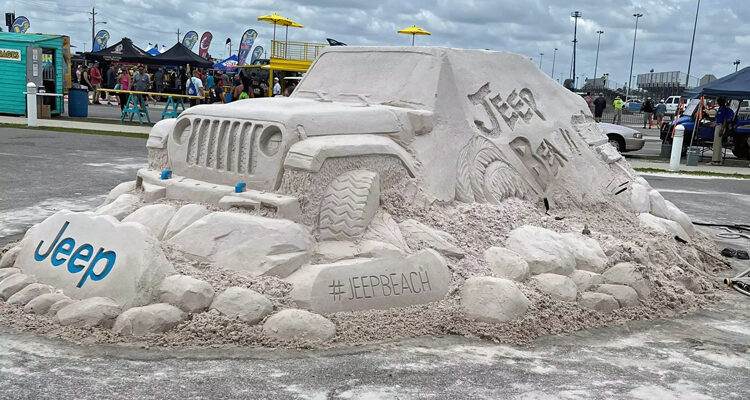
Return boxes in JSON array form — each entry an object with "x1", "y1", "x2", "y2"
[{"x1": 6, "y1": 0, "x2": 748, "y2": 84}]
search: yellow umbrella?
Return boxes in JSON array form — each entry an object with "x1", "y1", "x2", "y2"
[
  {"x1": 258, "y1": 13, "x2": 304, "y2": 58},
  {"x1": 397, "y1": 25, "x2": 431, "y2": 46},
  {"x1": 258, "y1": 13, "x2": 296, "y2": 41}
]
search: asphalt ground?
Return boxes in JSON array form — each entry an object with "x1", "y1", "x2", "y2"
[{"x1": 1, "y1": 128, "x2": 749, "y2": 399}]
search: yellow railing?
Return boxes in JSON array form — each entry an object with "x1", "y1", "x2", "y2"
[{"x1": 271, "y1": 40, "x2": 327, "y2": 62}]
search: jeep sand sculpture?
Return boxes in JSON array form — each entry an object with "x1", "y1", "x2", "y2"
[{"x1": 2, "y1": 47, "x2": 718, "y2": 345}]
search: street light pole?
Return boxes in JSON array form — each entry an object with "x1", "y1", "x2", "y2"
[
  {"x1": 551, "y1": 47, "x2": 557, "y2": 78},
  {"x1": 626, "y1": 13, "x2": 643, "y2": 102},
  {"x1": 571, "y1": 11, "x2": 582, "y2": 86},
  {"x1": 594, "y1": 30, "x2": 604, "y2": 87},
  {"x1": 539, "y1": 52, "x2": 544, "y2": 69},
  {"x1": 685, "y1": 0, "x2": 700, "y2": 88},
  {"x1": 735, "y1": 59, "x2": 741, "y2": 72}
]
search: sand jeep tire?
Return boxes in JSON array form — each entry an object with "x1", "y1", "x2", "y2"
[{"x1": 318, "y1": 170, "x2": 381, "y2": 241}]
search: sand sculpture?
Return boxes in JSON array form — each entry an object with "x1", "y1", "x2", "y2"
[{"x1": 0, "y1": 47, "x2": 725, "y2": 346}]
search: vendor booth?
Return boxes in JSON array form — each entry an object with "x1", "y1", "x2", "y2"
[
  {"x1": 0, "y1": 32, "x2": 67, "y2": 116},
  {"x1": 84, "y1": 37, "x2": 153, "y2": 64},
  {"x1": 151, "y1": 43, "x2": 213, "y2": 68}
]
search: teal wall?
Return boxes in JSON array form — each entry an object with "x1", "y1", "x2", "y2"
[{"x1": 0, "y1": 35, "x2": 63, "y2": 116}]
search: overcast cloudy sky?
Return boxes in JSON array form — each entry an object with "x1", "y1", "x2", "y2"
[{"x1": 6, "y1": 0, "x2": 748, "y2": 86}]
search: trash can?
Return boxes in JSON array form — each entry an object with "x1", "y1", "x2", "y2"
[
  {"x1": 686, "y1": 146, "x2": 701, "y2": 166},
  {"x1": 68, "y1": 88, "x2": 89, "y2": 117},
  {"x1": 660, "y1": 142, "x2": 672, "y2": 159}
]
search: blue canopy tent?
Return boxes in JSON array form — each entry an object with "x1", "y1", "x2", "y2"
[
  {"x1": 683, "y1": 67, "x2": 750, "y2": 100},
  {"x1": 213, "y1": 54, "x2": 237, "y2": 72}
]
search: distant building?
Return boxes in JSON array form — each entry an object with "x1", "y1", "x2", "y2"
[
  {"x1": 636, "y1": 70, "x2": 699, "y2": 99},
  {"x1": 699, "y1": 74, "x2": 717, "y2": 86}
]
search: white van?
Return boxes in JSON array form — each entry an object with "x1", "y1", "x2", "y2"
[{"x1": 664, "y1": 96, "x2": 681, "y2": 115}]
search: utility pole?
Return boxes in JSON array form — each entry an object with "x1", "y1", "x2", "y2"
[
  {"x1": 571, "y1": 11, "x2": 581, "y2": 86},
  {"x1": 626, "y1": 13, "x2": 643, "y2": 102},
  {"x1": 176, "y1": 28, "x2": 181, "y2": 43},
  {"x1": 551, "y1": 47, "x2": 557, "y2": 79},
  {"x1": 686, "y1": 0, "x2": 700, "y2": 88},
  {"x1": 539, "y1": 53, "x2": 544, "y2": 69},
  {"x1": 594, "y1": 30, "x2": 604, "y2": 87},
  {"x1": 89, "y1": 7, "x2": 97, "y2": 52}
]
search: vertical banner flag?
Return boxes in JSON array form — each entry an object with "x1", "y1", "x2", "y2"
[
  {"x1": 92, "y1": 30, "x2": 110, "y2": 52},
  {"x1": 237, "y1": 29, "x2": 258, "y2": 66},
  {"x1": 199, "y1": 32, "x2": 213, "y2": 58},
  {"x1": 11, "y1": 16, "x2": 30, "y2": 33},
  {"x1": 182, "y1": 31, "x2": 199, "y2": 50},
  {"x1": 250, "y1": 46, "x2": 264, "y2": 64}
]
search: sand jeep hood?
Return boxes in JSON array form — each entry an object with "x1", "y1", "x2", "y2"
[{"x1": 180, "y1": 97, "x2": 402, "y2": 136}]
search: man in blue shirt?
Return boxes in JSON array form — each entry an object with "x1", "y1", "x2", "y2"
[{"x1": 712, "y1": 97, "x2": 734, "y2": 165}]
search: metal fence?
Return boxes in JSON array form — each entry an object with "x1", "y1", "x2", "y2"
[{"x1": 270, "y1": 40, "x2": 327, "y2": 62}]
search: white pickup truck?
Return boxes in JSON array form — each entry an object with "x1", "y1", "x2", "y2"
[{"x1": 664, "y1": 96, "x2": 681, "y2": 116}]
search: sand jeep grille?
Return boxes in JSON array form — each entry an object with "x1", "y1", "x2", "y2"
[{"x1": 184, "y1": 118, "x2": 257, "y2": 174}]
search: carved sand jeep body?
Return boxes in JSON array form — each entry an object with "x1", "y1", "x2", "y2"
[
  {"x1": 143, "y1": 46, "x2": 621, "y2": 240},
  {"x1": 4, "y1": 46, "x2": 707, "y2": 343}
]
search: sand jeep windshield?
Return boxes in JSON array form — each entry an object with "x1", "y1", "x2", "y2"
[{"x1": 292, "y1": 49, "x2": 439, "y2": 110}]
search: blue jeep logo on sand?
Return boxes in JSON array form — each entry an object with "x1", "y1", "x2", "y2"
[{"x1": 33, "y1": 221, "x2": 116, "y2": 288}]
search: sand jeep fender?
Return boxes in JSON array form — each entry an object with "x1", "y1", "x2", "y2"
[
  {"x1": 146, "y1": 118, "x2": 177, "y2": 150},
  {"x1": 283, "y1": 134, "x2": 417, "y2": 177}
]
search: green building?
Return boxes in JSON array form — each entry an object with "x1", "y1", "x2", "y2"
[{"x1": 0, "y1": 32, "x2": 69, "y2": 116}]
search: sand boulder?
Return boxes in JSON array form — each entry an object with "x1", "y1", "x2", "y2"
[
  {"x1": 531, "y1": 273, "x2": 578, "y2": 302},
  {"x1": 24, "y1": 293, "x2": 70, "y2": 314},
  {"x1": 484, "y1": 247, "x2": 529, "y2": 281},
  {"x1": 461, "y1": 276, "x2": 530, "y2": 323},
  {"x1": 505, "y1": 226, "x2": 576, "y2": 275},
  {"x1": 159, "y1": 275, "x2": 215, "y2": 313},
  {"x1": 597, "y1": 284, "x2": 640, "y2": 308},
  {"x1": 602, "y1": 263, "x2": 651, "y2": 299},
  {"x1": 638, "y1": 213, "x2": 690, "y2": 239},
  {"x1": 0, "y1": 268, "x2": 20, "y2": 280},
  {"x1": 6, "y1": 283, "x2": 54, "y2": 305},
  {"x1": 0, "y1": 246, "x2": 21, "y2": 268},
  {"x1": 101, "y1": 181, "x2": 136, "y2": 207},
  {"x1": 561, "y1": 233, "x2": 608, "y2": 273},
  {"x1": 210, "y1": 287, "x2": 273, "y2": 324},
  {"x1": 579, "y1": 292, "x2": 620, "y2": 313},
  {"x1": 169, "y1": 212, "x2": 312, "y2": 277},
  {"x1": 398, "y1": 219, "x2": 464, "y2": 257},
  {"x1": 665, "y1": 200, "x2": 696, "y2": 237},
  {"x1": 56, "y1": 297, "x2": 121, "y2": 328},
  {"x1": 122, "y1": 204, "x2": 177, "y2": 239},
  {"x1": 569, "y1": 270, "x2": 604, "y2": 292},
  {"x1": 96, "y1": 193, "x2": 140, "y2": 220},
  {"x1": 162, "y1": 204, "x2": 210, "y2": 240},
  {"x1": 113, "y1": 303, "x2": 187, "y2": 336},
  {"x1": 47, "y1": 299, "x2": 77, "y2": 317},
  {"x1": 262, "y1": 309, "x2": 336, "y2": 342},
  {"x1": 648, "y1": 189, "x2": 670, "y2": 219},
  {"x1": 0, "y1": 273, "x2": 33, "y2": 300}
]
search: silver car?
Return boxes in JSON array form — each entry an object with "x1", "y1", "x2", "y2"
[{"x1": 598, "y1": 122, "x2": 645, "y2": 153}]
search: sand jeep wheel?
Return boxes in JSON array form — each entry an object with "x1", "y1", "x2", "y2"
[{"x1": 318, "y1": 170, "x2": 381, "y2": 241}]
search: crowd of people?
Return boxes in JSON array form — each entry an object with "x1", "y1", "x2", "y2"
[
  {"x1": 73, "y1": 61, "x2": 298, "y2": 112},
  {"x1": 583, "y1": 91, "x2": 668, "y2": 128}
]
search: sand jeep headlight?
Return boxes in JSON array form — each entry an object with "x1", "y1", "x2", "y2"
[
  {"x1": 172, "y1": 118, "x2": 193, "y2": 146},
  {"x1": 259, "y1": 125, "x2": 283, "y2": 157}
]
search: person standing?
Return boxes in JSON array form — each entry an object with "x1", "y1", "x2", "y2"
[
  {"x1": 641, "y1": 97, "x2": 655, "y2": 129},
  {"x1": 583, "y1": 92, "x2": 593, "y2": 113},
  {"x1": 205, "y1": 71, "x2": 215, "y2": 94},
  {"x1": 154, "y1": 67, "x2": 165, "y2": 101},
  {"x1": 612, "y1": 96, "x2": 624, "y2": 124},
  {"x1": 712, "y1": 97, "x2": 734, "y2": 165},
  {"x1": 593, "y1": 93, "x2": 606, "y2": 123},
  {"x1": 654, "y1": 99, "x2": 667, "y2": 128},
  {"x1": 132, "y1": 65, "x2": 151, "y2": 111},
  {"x1": 272, "y1": 77, "x2": 281, "y2": 96},
  {"x1": 106, "y1": 65, "x2": 117, "y2": 104},
  {"x1": 117, "y1": 68, "x2": 130, "y2": 112},
  {"x1": 89, "y1": 61, "x2": 103, "y2": 104},
  {"x1": 186, "y1": 70, "x2": 204, "y2": 107}
]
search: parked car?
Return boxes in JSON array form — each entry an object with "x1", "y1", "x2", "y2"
[
  {"x1": 664, "y1": 96, "x2": 681, "y2": 116},
  {"x1": 599, "y1": 122, "x2": 645, "y2": 153},
  {"x1": 625, "y1": 99, "x2": 642, "y2": 113}
]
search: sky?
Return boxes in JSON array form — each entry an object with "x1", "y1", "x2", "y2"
[{"x1": 5, "y1": 0, "x2": 748, "y2": 87}]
